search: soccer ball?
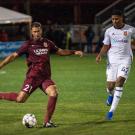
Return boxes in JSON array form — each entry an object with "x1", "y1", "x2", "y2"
[{"x1": 22, "y1": 113, "x2": 37, "y2": 128}]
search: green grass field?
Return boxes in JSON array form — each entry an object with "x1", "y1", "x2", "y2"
[{"x1": 0, "y1": 54, "x2": 135, "y2": 135}]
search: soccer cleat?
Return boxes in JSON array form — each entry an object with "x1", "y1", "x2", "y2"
[
  {"x1": 106, "y1": 111, "x2": 113, "y2": 120},
  {"x1": 106, "y1": 95, "x2": 113, "y2": 106},
  {"x1": 43, "y1": 122, "x2": 57, "y2": 128}
]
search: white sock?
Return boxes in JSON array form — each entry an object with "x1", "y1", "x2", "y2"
[
  {"x1": 106, "y1": 88, "x2": 114, "y2": 96},
  {"x1": 109, "y1": 87, "x2": 123, "y2": 112}
]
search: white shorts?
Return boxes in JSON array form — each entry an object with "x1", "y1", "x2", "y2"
[{"x1": 106, "y1": 63, "x2": 131, "y2": 82}]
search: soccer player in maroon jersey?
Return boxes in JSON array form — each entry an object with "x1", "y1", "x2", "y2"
[{"x1": 0, "y1": 22, "x2": 83, "y2": 128}]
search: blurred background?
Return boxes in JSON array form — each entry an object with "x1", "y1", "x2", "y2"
[{"x1": 0, "y1": 0, "x2": 135, "y2": 58}]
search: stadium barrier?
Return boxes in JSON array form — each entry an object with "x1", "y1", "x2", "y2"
[{"x1": 0, "y1": 41, "x2": 24, "y2": 58}]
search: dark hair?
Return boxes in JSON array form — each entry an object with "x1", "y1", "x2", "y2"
[
  {"x1": 112, "y1": 10, "x2": 123, "y2": 16},
  {"x1": 31, "y1": 22, "x2": 42, "y2": 28}
]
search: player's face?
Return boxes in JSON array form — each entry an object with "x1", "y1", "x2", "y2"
[
  {"x1": 31, "y1": 27, "x2": 42, "y2": 41},
  {"x1": 112, "y1": 15, "x2": 124, "y2": 28}
]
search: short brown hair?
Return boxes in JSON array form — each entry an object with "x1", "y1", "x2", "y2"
[{"x1": 31, "y1": 22, "x2": 42, "y2": 28}]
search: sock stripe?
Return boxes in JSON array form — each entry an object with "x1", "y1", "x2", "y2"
[{"x1": 115, "y1": 90, "x2": 123, "y2": 92}]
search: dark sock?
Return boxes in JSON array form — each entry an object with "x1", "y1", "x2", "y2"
[
  {"x1": 44, "y1": 96, "x2": 57, "y2": 124},
  {"x1": 0, "y1": 92, "x2": 18, "y2": 101}
]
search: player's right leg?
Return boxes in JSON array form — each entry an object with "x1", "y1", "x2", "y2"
[
  {"x1": 16, "y1": 91, "x2": 30, "y2": 103},
  {"x1": 0, "y1": 91, "x2": 29, "y2": 103},
  {"x1": 106, "y1": 63, "x2": 117, "y2": 106},
  {"x1": 16, "y1": 77, "x2": 39, "y2": 103},
  {"x1": 0, "y1": 77, "x2": 36, "y2": 103},
  {"x1": 105, "y1": 63, "x2": 117, "y2": 120},
  {"x1": 106, "y1": 82, "x2": 115, "y2": 106},
  {"x1": 0, "y1": 92, "x2": 18, "y2": 101}
]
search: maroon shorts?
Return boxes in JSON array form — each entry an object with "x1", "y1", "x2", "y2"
[{"x1": 21, "y1": 77, "x2": 55, "y2": 94}]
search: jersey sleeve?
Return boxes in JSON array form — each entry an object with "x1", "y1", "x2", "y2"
[
  {"x1": 49, "y1": 40, "x2": 59, "y2": 53},
  {"x1": 16, "y1": 41, "x2": 28, "y2": 56},
  {"x1": 103, "y1": 29, "x2": 111, "y2": 45}
]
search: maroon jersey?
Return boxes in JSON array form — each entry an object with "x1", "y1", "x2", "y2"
[{"x1": 17, "y1": 38, "x2": 58, "y2": 81}]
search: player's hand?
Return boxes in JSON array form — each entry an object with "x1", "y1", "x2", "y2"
[
  {"x1": 0, "y1": 63, "x2": 2, "y2": 69},
  {"x1": 96, "y1": 55, "x2": 101, "y2": 63},
  {"x1": 74, "y1": 51, "x2": 84, "y2": 57}
]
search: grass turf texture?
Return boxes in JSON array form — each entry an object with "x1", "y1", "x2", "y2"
[{"x1": 0, "y1": 54, "x2": 135, "y2": 135}]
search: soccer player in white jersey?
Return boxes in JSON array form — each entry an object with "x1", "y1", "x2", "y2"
[{"x1": 96, "y1": 10, "x2": 135, "y2": 120}]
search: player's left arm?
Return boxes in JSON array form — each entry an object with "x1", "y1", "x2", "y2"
[
  {"x1": 131, "y1": 27, "x2": 135, "y2": 49},
  {"x1": 131, "y1": 39, "x2": 135, "y2": 50},
  {"x1": 56, "y1": 48, "x2": 83, "y2": 57}
]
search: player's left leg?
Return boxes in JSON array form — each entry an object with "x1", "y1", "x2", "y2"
[
  {"x1": 44, "y1": 85, "x2": 58, "y2": 127},
  {"x1": 41, "y1": 80, "x2": 58, "y2": 128}
]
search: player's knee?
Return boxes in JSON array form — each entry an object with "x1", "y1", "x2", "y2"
[
  {"x1": 50, "y1": 89, "x2": 58, "y2": 97},
  {"x1": 107, "y1": 83, "x2": 115, "y2": 91},
  {"x1": 49, "y1": 86, "x2": 58, "y2": 97},
  {"x1": 16, "y1": 96, "x2": 26, "y2": 103},
  {"x1": 46, "y1": 85, "x2": 58, "y2": 97},
  {"x1": 16, "y1": 91, "x2": 29, "y2": 103},
  {"x1": 108, "y1": 87, "x2": 114, "y2": 91},
  {"x1": 116, "y1": 76, "x2": 125, "y2": 87}
]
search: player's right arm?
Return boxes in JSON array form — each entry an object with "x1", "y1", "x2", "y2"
[
  {"x1": 96, "y1": 28, "x2": 111, "y2": 63},
  {"x1": 0, "y1": 52, "x2": 19, "y2": 69},
  {"x1": 0, "y1": 41, "x2": 28, "y2": 69},
  {"x1": 96, "y1": 45, "x2": 110, "y2": 63}
]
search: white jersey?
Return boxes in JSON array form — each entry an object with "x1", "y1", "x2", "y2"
[{"x1": 103, "y1": 24, "x2": 135, "y2": 64}]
